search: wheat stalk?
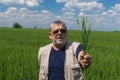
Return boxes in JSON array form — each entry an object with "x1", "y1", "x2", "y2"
[{"x1": 77, "y1": 16, "x2": 91, "y2": 54}]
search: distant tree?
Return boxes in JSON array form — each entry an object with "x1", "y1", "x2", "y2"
[
  {"x1": 34, "y1": 26, "x2": 37, "y2": 29},
  {"x1": 13, "y1": 23, "x2": 23, "y2": 28}
]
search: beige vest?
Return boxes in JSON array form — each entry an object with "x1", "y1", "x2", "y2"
[{"x1": 38, "y1": 41, "x2": 83, "y2": 80}]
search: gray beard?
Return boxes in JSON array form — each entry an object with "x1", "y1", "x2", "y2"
[{"x1": 52, "y1": 39, "x2": 66, "y2": 45}]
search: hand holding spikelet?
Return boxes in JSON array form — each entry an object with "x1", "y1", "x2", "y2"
[{"x1": 77, "y1": 16, "x2": 92, "y2": 70}]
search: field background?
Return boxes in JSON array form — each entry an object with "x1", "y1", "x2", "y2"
[{"x1": 0, "y1": 28, "x2": 120, "y2": 80}]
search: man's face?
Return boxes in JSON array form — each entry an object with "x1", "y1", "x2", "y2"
[{"x1": 48, "y1": 24, "x2": 67, "y2": 45}]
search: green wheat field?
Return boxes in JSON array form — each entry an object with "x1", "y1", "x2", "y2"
[{"x1": 0, "y1": 28, "x2": 120, "y2": 80}]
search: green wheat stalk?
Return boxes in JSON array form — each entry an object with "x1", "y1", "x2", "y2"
[{"x1": 77, "y1": 16, "x2": 91, "y2": 54}]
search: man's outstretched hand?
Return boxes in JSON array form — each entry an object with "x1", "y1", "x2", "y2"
[{"x1": 78, "y1": 51, "x2": 92, "y2": 69}]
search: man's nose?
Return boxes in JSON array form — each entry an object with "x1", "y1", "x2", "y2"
[{"x1": 58, "y1": 30, "x2": 62, "y2": 34}]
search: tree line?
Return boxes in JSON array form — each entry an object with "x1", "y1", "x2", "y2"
[
  {"x1": 13, "y1": 22, "x2": 37, "y2": 29},
  {"x1": 13, "y1": 23, "x2": 23, "y2": 28}
]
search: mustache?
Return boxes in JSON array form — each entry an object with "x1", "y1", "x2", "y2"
[{"x1": 52, "y1": 39, "x2": 66, "y2": 45}]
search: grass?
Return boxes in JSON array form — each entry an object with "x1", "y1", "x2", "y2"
[
  {"x1": 0, "y1": 28, "x2": 120, "y2": 80},
  {"x1": 0, "y1": 28, "x2": 50, "y2": 80}
]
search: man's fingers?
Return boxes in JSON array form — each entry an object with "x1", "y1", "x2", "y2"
[
  {"x1": 84, "y1": 54, "x2": 91, "y2": 60},
  {"x1": 78, "y1": 51, "x2": 92, "y2": 68},
  {"x1": 81, "y1": 57, "x2": 92, "y2": 68}
]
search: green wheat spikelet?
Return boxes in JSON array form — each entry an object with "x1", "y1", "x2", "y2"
[{"x1": 77, "y1": 16, "x2": 91, "y2": 54}]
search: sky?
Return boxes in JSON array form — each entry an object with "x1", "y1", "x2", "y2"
[{"x1": 0, "y1": 0, "x2": 120, "y2": 31}]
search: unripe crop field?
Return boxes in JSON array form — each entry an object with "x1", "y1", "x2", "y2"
[{"x1": 0, "y1": 28, "x2": 120, "y2": 80}]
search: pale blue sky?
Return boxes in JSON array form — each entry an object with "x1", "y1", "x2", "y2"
[{"x1": 0, "y1": 0, "x2": 120, "y2": 31}]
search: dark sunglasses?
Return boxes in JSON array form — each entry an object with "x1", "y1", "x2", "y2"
[{"x1": 52, "y1": 29, "x2": 66, "y2": 34}]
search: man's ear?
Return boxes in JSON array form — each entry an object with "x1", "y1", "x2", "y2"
[{"x1": 48, "y1": 32, "x2": 52, "y2": 39}]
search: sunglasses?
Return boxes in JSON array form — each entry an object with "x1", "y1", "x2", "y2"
[{"x1": 52, "y1": 29, "x2": 66, "y2": 34}]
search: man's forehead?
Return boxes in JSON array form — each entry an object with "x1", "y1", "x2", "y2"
[{"x1": 50, "y1": 23, "x2": 65, "y2": 29}]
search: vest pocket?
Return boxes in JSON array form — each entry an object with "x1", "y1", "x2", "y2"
[
  {"x1": 39, "y1": 66, "x2": 47, "y2": 80},
  {"x1": 71, "y1": 64, "x2": 82, "y2": 80}
]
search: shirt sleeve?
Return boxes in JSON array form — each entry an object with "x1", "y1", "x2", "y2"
[{"x1": 76, "y1": 44, "x2": 83, "y2": 58}]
